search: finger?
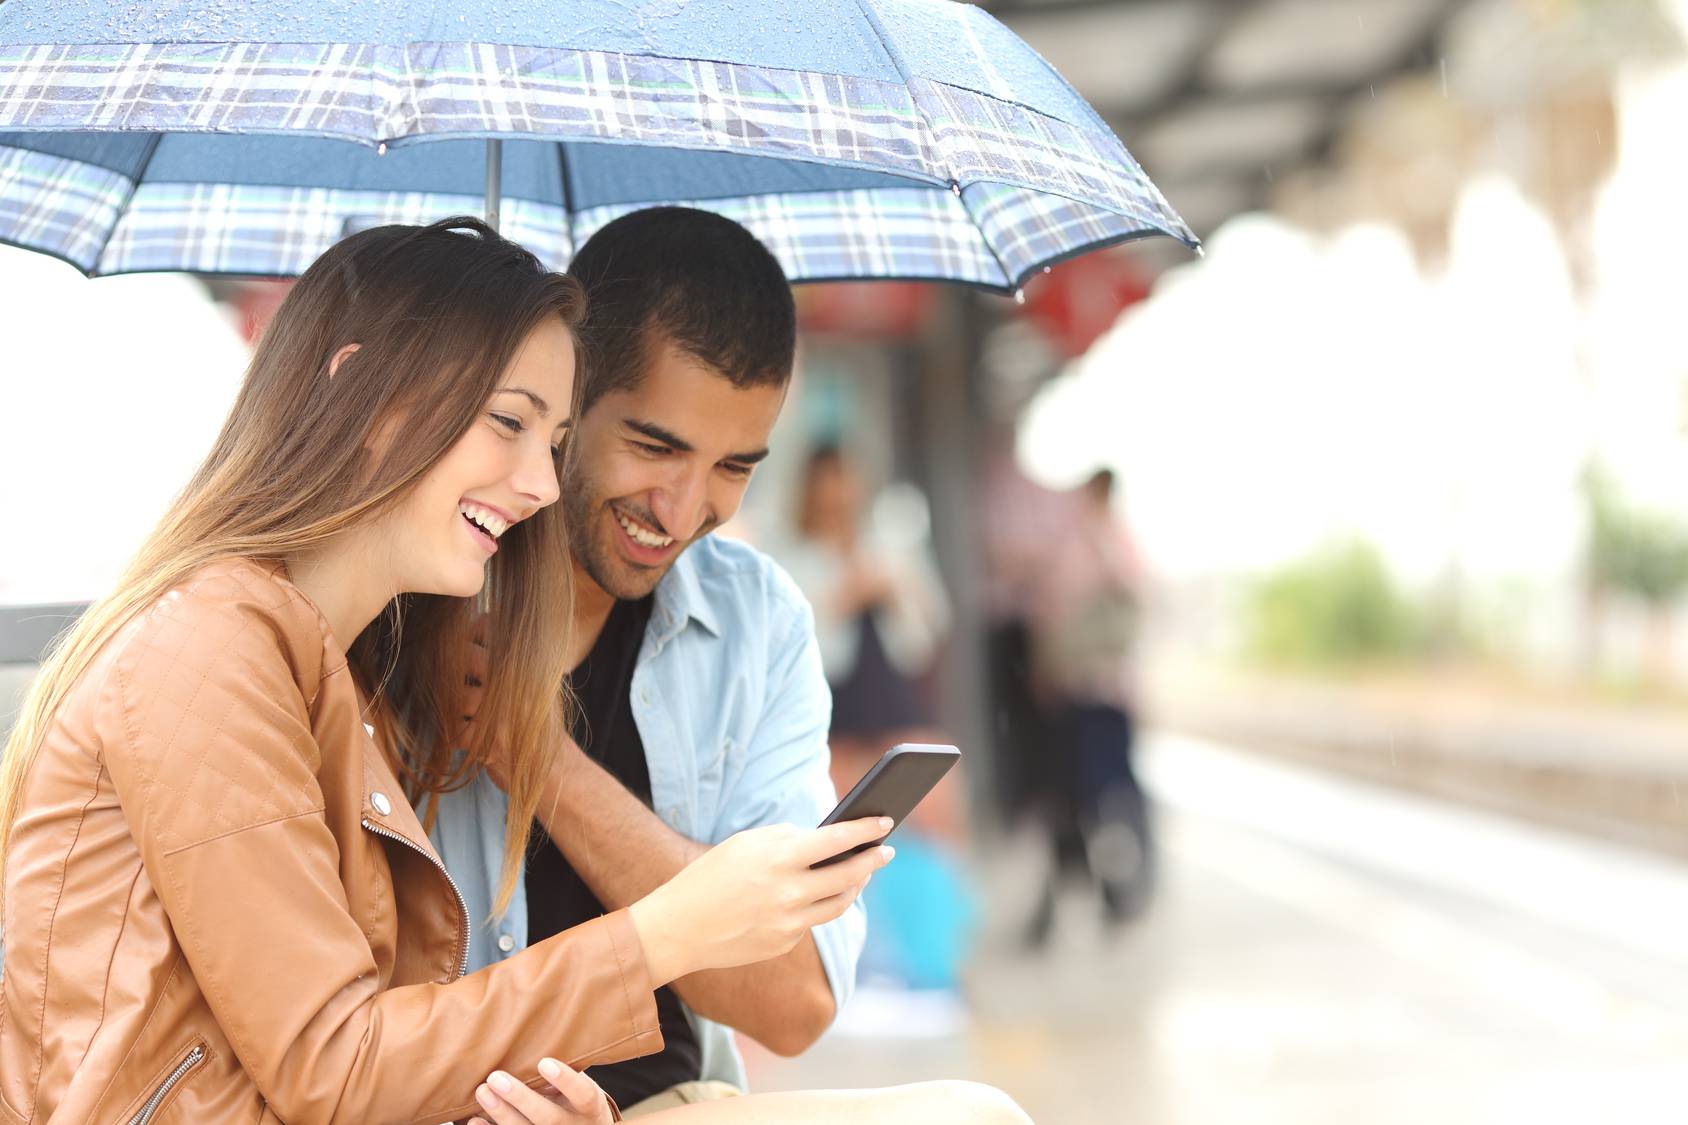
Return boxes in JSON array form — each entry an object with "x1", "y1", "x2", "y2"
[
  {"x1": 799, "y1": 817, "x2": 895, "y2": 866},
  {"x1": 538, "y1": 1057, "x2": 609, "y2": 1116},
  {"x1": 475, "y1": 1080, "x2": 539, "y2": 1125},
  {"x1": 487, "y1": 1071, "x2": 574, "y2": 1124},
  {"x1": 800, "y1": 875, "x2": 870, "y2": 929},
  {"x1": 807, "y1": 842, "x2": 894, "y2": 897}
]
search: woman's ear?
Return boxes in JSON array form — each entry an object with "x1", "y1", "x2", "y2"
[{"x1": 328, "y1": 342, "x2": 362, "y2": 379}]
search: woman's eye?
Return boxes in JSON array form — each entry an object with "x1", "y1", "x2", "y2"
[{"x1": 490, "y1": 413, "x2": 523, "y2": 434}]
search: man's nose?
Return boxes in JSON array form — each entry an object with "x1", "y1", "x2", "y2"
[{"x1": 652, "y1": 466, "x2": 710, "y2": 541}]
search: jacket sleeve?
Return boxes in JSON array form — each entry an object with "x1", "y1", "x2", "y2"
[{"x1": 100, "y1": 585, "x2": 661, "y2": 1125}]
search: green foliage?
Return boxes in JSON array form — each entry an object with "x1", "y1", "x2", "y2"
[
  {"x1": 1246, "y1": 541, "x2": 1418, "y2": 668},
  {"x1": 1584, "y1": 468, "x2": 1688, "y2": 606}
]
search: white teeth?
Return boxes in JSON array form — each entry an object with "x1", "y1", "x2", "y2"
[
  {"x1": 459, "y1": 503, "x2": 508, "y2": 539},
  {"x1": 617, "y1": 512, "x2": 673, "y2": 549}
]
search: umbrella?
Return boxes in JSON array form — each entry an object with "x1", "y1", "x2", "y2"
[{"x1": 0, "y1": 0, "x2": 1196, "y2": 292}]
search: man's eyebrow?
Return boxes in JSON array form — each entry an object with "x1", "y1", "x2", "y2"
[
  {"x1": 624, "y1": 418, "x2": 693, "y2": 453},
  {"x1": 494, "y1": 387, "x2": 550, "y2": 416},
  {"x1": 625, "y1": 418, "x2": 768, "y2": 465}
]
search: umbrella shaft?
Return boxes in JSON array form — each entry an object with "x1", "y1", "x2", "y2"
[{"x1": 485, "y1": 139, "x2": 502, "y2": 232}]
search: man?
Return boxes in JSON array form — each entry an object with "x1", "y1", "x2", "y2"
[{"x1": 427, "y1": 208, "x2": 861, "y2": 1116}]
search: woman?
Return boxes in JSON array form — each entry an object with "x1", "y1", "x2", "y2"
[
  {"x1": 0, "y1": 220, "x2": 1025, "y2": 1125},
  {"x1": 781, "y1": 446, "x2": 949, "y2": 765}
]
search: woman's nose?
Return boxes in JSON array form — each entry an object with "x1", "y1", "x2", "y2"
[{"x1": 513, "y1": 442, "x2": 561, "y2": 509}]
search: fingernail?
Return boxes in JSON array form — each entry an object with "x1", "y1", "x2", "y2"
[
  {"x1": 879, "y1": 817, "x2": 895, "y2": 831},
  {"x1": 881, "y1": 845, "x2": 896, "y2": 862},
  {"x1": 539, "y1": 1058, "x2": 562, "y2": 1079},
  {"x1": 476, "y1": 1085, "x2": 498, "y2": 1108},
  {"x1": 489, "y1": 1072, "x2": 512, "y2": 1093}
]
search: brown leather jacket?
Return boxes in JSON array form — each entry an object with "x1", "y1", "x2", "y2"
[{"x1": 1, "y1": 560, "x2": 661, "y2": 1124}]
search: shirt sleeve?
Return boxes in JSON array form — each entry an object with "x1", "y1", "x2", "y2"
[{"x1": 707, "y1": 588, "x2": 867, "y2": 1018}]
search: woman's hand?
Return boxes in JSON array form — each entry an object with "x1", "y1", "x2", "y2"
[
  {"x1": 628, "y1": 818, "x2": 894, "y2": 986},
  {"x1": 470, "y1": 1059, "x2": 612, "y2": 1125}
]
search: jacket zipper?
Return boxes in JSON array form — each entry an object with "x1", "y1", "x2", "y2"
[
  {"x1": 361, "y1": 817, "x2": 472, "y2": 977},
  {"x1": 127, "y1": 1044, "x2": 204, "y2": 1125}
]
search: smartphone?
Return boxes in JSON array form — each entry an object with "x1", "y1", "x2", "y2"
[{"x1": 811, "y1": 743, "x2": 961, "y2": 868}]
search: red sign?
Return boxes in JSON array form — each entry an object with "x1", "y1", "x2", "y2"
[{"x1": 1017, "y1": 251, "x2": 1150, "y2": 359}]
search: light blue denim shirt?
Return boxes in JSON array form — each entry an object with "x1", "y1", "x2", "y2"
[{"x1": 425, "y1": 535, "x2": 864, "y2": 1089}]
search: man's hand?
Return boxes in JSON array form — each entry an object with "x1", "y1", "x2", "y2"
[
  {"x1": 628, "y1": 819, "x2": 890, "y2": 986},
  {"x1": 470, "y1": 1060, "x2": 612, "y2": 1125},
  {"x1": 447, "y1": 614, "x2": 519, "y2": 787}
]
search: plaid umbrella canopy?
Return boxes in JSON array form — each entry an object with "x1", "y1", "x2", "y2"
[{"x1": 0, "y1": 0, "x2": 1196, "y2": 291}]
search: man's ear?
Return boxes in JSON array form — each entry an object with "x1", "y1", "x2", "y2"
[{"x1": 328, "y1": 342, "x2": 361, "y2": 379}]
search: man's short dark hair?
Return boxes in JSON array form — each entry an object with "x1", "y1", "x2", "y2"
[{"x1": 568, "y1": 207, "x2": 796, "y2": 412}]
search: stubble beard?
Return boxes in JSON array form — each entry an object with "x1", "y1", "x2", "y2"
[{"x1": 563, "y1": 469, "x2": 665, "y2": 602}]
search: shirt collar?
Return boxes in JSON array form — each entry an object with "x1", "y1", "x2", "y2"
[{"x1": 649, "y1": 545, "x2": 721, "y2": 643}]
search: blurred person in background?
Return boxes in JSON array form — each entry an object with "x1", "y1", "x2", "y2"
[
  {"x1": 777, "y1": 446, "x2": 977, "y2": 1028},
  {"x1": 980, "y1": 439, "x2": 1066, "y2": 831},
  {"x1": 781, "y1": 446, "x2": 950, "y2": 768},
  {"x1": 1026, "y1": 468, "x2": 1154, "y2": 946}
]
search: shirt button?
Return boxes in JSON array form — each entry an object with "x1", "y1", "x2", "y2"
[
  {"x1": 370, "y1": 792, "x2": 392, "y2": 816},
  {"x1": 497, "y1": 933, "x2": 516, "y2": 954}
]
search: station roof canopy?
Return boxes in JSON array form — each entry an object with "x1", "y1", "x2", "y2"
[{"x1": 983, "y1": 0, "x2": 1467, "y2": 242}]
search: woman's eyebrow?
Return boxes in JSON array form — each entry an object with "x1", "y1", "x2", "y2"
[{"x1": 495, "y1": 387, "x2": 550, "y2": 416}]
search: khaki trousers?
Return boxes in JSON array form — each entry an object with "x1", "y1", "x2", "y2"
[{"x1": 622, "y1": 1080, "x2": 744, "y2": 1117}]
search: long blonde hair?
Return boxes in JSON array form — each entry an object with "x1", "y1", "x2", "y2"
[{"x1": 1, "y1": 218, "x2": 583, "y2": 915}]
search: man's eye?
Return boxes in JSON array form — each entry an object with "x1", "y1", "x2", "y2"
[
  {"x1": 722, "y1": 462, "x2": 753, "y2": 478},
  {"x1": 636, "y1": 441, "x2": 670, "y2": 456}
]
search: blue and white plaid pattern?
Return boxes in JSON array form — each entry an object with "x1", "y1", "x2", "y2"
[
  {"x1": 575, "y1": 188, "x2": 1002, "y2": 287},
  {"x1": 0, "y1": 145, "x2": 130, "y2": 270},
  {"x1": 965, "y1": 182, "x2": 1168, "y2": 286},
  {"x1": 0, "y1": 43, "x2": 939, "y2": 186},
  {"x1": 0, "y1": 41, "x2": 1193, "y2": 236},
  {"x1": 107, "y1": 185, "x2": 573, "y2": 275},
  {"x1": 0, "y1": 145, "x2": 572, "y2": 275},
  {"x1": 0, "y1": 39, "x2": 1195, "y2": 283}
]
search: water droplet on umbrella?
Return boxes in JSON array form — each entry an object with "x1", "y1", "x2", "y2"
[
  {"x1": 1042, "y1": 266, "x2": 1052, "y2": 274},
  {"x1": 377, "y1": 142, "x2": 388, "y2": 155}
]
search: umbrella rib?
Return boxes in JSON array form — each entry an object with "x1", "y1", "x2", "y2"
[
  {"x1": 952, "y1": 187, "x2": 1015, "y2": 293},
  {"x1": 849, "y1": 0, "x2": 955, "y2": 190},
  {"x1": 88, "y1": 133, "x2": 163, "y2": 278}
]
